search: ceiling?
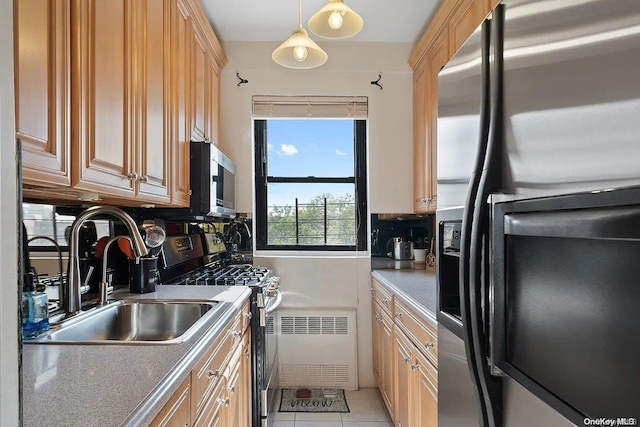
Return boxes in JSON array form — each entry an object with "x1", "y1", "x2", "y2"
[{"x1": 199, "y1": 0, "x2": 442, "y2": 44}]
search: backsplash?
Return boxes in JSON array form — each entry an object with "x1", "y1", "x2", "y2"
[{"x1": 371, "y1": 214, "x2": 434, "y2": 257}]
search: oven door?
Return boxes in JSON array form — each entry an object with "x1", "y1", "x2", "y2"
[
  {"x1": 262, "y1": 289, "x2": 282, "y2": 426},
  {"x1": 492, "y1": 187, "x2": 640, "y2": 424}
]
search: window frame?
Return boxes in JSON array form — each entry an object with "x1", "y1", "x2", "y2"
[{"x1": 254, "y1": 119, "x2": 368, "y2": 251}]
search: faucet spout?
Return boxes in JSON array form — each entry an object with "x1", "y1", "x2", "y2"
[{"x1": 65, "y1": 206, "x2": 147, "y2": 315}]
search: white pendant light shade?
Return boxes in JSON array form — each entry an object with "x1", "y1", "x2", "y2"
[
  {"x1": 272, "y1": 27, "x2": 328, "y2": 69},
  {"x1": 309, "y1": 0, "x2": 363, "y2": 39}
]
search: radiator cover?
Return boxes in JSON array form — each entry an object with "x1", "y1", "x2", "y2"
[{"x1": 277, "y1": 308, "x2": 358, "y2": 390}]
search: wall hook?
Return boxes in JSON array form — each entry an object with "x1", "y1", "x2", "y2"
[
  {"x1": 236, "y1": 72, "x2": 248, "y2": 87},
  {"x1": 370, "y1": 74, "x2": 382, "y2": 90}
]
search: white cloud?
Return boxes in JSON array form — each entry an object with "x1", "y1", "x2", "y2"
[
  {"x1": 335, "y1": 149, "x2": 347, "y2": 156},
  {"x1": 279, "y1": 144, "x2": 298, "y2": 156},
  {"x1": 267, "y1": 143, "x2": 274, "y2": 151}
]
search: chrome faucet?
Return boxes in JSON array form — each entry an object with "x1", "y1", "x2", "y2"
[{"x1": 65, "y1": 206, "x2": 148, "y2": 315}]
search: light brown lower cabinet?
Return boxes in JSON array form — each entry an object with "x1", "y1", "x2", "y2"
[
  {"x1": 372, "y1": 279, "x2": 438, "y2": 427},
  {"x1": 150, "y1": 300, "x2": 251, "y2": 427}
]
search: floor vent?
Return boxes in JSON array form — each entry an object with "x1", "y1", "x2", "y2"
[{"x1": 277, "y1": 309, "x2": 357, "y2": 390}]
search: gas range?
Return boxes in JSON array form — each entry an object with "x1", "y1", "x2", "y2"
[{"x1": 164, "y1": 263, "x2": 274, "y2": 287}]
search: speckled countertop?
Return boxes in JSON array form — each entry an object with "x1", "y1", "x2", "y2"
[
  {"x1": 371, "y1": 269, "x2": 437, "y2": 329},
  {"x1": 22, "y1": 285, "x2": 251, "y2": 427}
]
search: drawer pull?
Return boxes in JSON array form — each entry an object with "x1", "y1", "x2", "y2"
[
  {"x1": 243, "y1": 312, "x2": 252, "y2": 320},
  {"x1": 404, "y1": 356, "x2": 411, "y2": 364},
  {"x1": 371, "y1": 288, "x2": 376, "y2": 295},
  {"x1": 217, "y1": 397, "x2": 230, "y2": 407},
  {"x1": 230, "y1": 330, "x2": 241, "y2": 338},
  {"x1": 227, "y1": 385, "x2": 236, "y2": 393},
  {"x1": 395, "y1": 313, "x2": 402, "y2": 320},
  {"x1": 382, "y1": 299, "x2": 389, "y2": 305},
  {"x1": 411, "y1": 364, "x2": 419, "y2": 371},
  {"x1": 424, "y1": 341, "x2": 435, "y2": 349},
  {"x1": 243, "y1": 350, "x2": 250, "y2": 359},
  {"x1": 207, "y1": 369, "x2": 220, "y2": 379}
]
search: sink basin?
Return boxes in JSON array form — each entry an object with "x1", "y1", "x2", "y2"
[{"x1": 31, "y1": 300, "x2": 225, "y2": 345}]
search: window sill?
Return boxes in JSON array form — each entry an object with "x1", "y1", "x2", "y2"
[{"x1": 254, "y1": 250, "x2": 371, "y2": 258}]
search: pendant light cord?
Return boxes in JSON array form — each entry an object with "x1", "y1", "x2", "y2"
[{"x1": 298, "y1": 0, "x2": 302, "y2": 29}]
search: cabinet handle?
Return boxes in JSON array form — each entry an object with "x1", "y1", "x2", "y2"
[
  {"x1": 416, "y1": 197, "x2": 432, "y2": 203},
  {"x1": 371, "y1": 288, "x2": 376, "y2": 295},
  {"x1": 243, "y1": 350, "x2": 250, "y2": 359},
  {"x1": 207, "y1": 369, "x2": 220, "y2": 379},
  {"x1": 243, "y1": 312, "x2": 252, "y2": 320},
  {"x1": 382, "y1": 299, "x2": 389, "y2": 305},
  {"x1": 395, "y1": 313, "x2": 402, "y2": 320},
  {"x1": 187, "y1": 190, "x2": 193, "y2": 196},
  {"x1": 227, "y1": 385, "x2": 236, "y2": 393},
  {"x1": 411, "y1": 364, "x2": 419, "y2": 371},
  {"x1": 127, "y1": 172, "x2": 138, "y2": 181},
  {"x1": 230, "y1": 330, "x2": 241, "y2": 338},
  {"x1": 404, "y1": 356, "x2": 411, "y2": 364},
  {"x1": 424, "y1": 341, "x2": 435, "y2": 349},
  {"x1": 217, "y1": 397, "x2": 230, "y2": 407},
  {"x1": 139, "y1": 175, "x2": 148, "y2": 183}
]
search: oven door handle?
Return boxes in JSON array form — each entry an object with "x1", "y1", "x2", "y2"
[{"x1": 265, "y1": 290, "x2": 283, "y2": 314}]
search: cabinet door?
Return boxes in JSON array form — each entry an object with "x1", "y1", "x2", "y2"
[
  {"x1": 393, "y1": 326, "x2": 413, "y2": 427},
  {"x1": 71, "y1": 0, "x2": 136, "y2": 196},
  {"x1": 149, "y1": 376, "x2": 191, "y2": 427},
  {"x1": 193, "y1": 375, "x2": 227, "y2": 427},
  {"x1": 170, "y1": 0, "x2": 192, "y2": 206},
  {"x1": 372, "y1": 300, "x2": 382, "y2": 383},
  {"x1": 15, "y1": 0, "x2": 71, "y2": 187},
  {"x1": 137, "y1": 0, "x2": 170, "y2": 203},
  {"x1": 206, "y1": 57, "x2": 220, "y2": 145},
  {"x1": 412, "y1": 59, "x2": 429, "y2": 213},
  {"x1": 412, "y1": 349, "x2": 438, "y2": 427},
  {"x1": 380, "y1": 309, "x2": 395, "y2": 419},
  {"x1": 449, "y1": 0, "x2": 485, "y2": 56},
  {"x1": 191, "y1": 26, "x2": 207, "y2": 142}
]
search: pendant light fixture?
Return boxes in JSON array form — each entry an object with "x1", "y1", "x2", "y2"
[
  {"x1": 308, "y1": 0, "x2": 363, "y2": 39},
  {"x1": 272, "y1": 0, "x2": 328, "y2": 69}
]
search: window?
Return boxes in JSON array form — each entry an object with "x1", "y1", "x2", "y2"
[{"x1": 254, "y1": 97, "x2": 367, "y2": 251}]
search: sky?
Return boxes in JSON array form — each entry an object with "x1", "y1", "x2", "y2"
[{"x1": 266, "y1": 119, "x2": 356, "y2": 207}]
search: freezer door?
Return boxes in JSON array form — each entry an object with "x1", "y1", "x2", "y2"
[
  {"x1": 437, "y1": 22, "x2": 485, "y2": 209},
  {"x1": 496, "y1": 0, "x2": 640, "y2": 202}
]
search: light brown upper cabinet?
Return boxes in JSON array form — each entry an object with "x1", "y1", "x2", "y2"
[
  {"x1": 15, "y1": 0, "x2": 226, "y2": 206},
  {"x1": 410, "y1": 0, "x2": 494, "y2": 213},
  {"x1": 14, "y1": 0, "x2": 71, "y2": 187},
  {"x1": 71, "y1": 0, "x2": 137, "y2": 197},
  {"x1": 206, "y1": 56, "x2": 221, "y2": 146},
  {"x1": 170, "y1": 0, "x2": 193, "y2": 207}
]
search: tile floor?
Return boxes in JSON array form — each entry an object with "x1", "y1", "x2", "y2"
[{"x1": 272, "y1": 388, "x2": 393, "y2": 427}]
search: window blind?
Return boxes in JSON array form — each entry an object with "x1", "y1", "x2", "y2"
[{"x1": 252, "y1": 96, "x2": 368, "y2": 119}]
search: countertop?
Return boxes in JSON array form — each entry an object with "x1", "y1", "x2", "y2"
[
  {"x1": 371, "y1": 269, "x2": 437, "y2": 329},
  {"x1": 22, "y1": 285, "x2": 252, "y2": 427}
]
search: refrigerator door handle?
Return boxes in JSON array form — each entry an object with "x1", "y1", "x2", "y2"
[{"x1": 459, "y1": 18, "x2": 496, "y2": 427}]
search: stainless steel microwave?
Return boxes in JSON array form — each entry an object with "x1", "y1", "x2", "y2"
[{"x1": 190, "y1": 141, "x2": 236, "y2": 218}]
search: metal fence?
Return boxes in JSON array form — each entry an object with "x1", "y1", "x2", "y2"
[{"x1": 267, "y1": 198, "x2": 356, "y2": 246}]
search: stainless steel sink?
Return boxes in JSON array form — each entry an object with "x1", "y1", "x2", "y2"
[{"x1": 29, "y1": 300, "x2": 226, "y2": 345}]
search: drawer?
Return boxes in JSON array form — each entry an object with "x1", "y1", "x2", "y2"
[
  {"x1": 371, "y1": 279, "x2": 393, "y2": 314},
  {"x1": 192, "y1": 311, "x2": 243, "y2": 416},
  {"x1": 240, "y1": 299, "x2": 251, "y2": 332},
  {"x1": 394, "y1": 299, "x2": 438, "y2": 367},
  {"x1": 193, "y1": 372, "x2": 227, "y2": 427},
  {"x1": 149, "y1": 376, "x2": 191, "y2": 427}
]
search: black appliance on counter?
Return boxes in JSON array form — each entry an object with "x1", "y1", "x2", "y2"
[
  {"x1": 159, "y1": 230, "x2": 281, "y2": 427},
  {"x1": 436, "y1": 0, "x2": 640, "y2": 426}
]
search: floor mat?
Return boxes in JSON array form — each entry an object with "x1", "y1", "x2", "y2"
[{"x1": 278, "y1": 388, "x2": 350, "y2": 413}]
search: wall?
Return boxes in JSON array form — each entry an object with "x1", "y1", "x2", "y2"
[
  {"x1": 220, "y1": 41, "x2": 415, "y2": 387},
  {"x1": 0, "y1": 0, "x2": 20, "y2": 424}
]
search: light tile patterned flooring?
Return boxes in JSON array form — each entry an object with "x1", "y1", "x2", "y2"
[{"x1": 273, "y1": 388, "x2": 393, "y2": 427}]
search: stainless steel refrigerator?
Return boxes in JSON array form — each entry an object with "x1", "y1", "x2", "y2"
[{"x1": 436, "y1": 0, "x2": 640, "y2": 426}]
